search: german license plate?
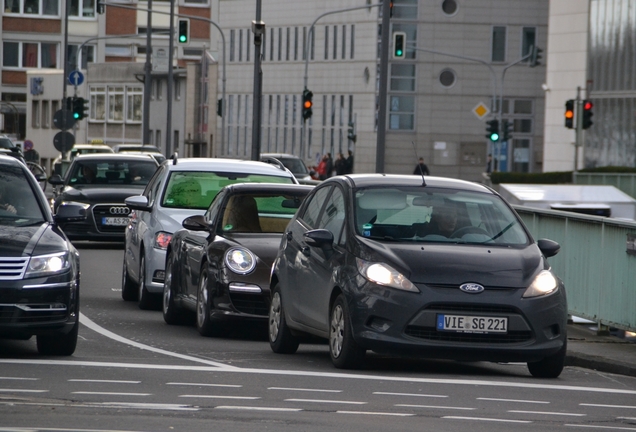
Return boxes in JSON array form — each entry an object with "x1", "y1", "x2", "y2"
[
  {"x1": 102, "y1": 217, "x2": 129, "y2": 226},
  {"x1": 437, "y1": 314, "x2": 508, "y2": 333}
]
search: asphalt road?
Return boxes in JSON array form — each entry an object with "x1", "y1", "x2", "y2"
[{"x1": 1, "y1": 243, "x2": 636, "y2": 432}]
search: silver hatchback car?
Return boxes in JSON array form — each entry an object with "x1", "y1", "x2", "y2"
[{"x1": 122, "y1": 155, "x2": 298, "y2": 309}]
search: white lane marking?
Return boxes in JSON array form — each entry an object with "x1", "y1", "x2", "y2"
[
  {"x1": 167, "y1": 382, "x2": 242, "y2": 388},
  {"x1": 508, "y1": 410, "x2": 586, "y2": 417},
  {"x1": 396, "y1": 404, "x2": 475, "y2": 411},
  {"x1": 268, "y1": 387, "x2": 342, "y2": 393},
  {"x1": 71, "y1": 392, "x2": 151, "y2": 396},
  {"x1": 68, "y1": 379, "x2": 140, "y2": 384},
  {"x1": 84, "y1": 402, "x2": 199, "y2": 411},
  {"x1": 0, "y1": 428, "x2": 149, "y2": 432},
  {"x1": 565, "y1": 426, "x2": 636, "y2": 431},
  {"x1": 444, "y1": 416, "x2": 532, "y2": 424},
  {"x1": 2, "y1": 359, "x2": 636, "y2": 397},
  {"x1": 618, "y1": 418, "x2": 636, "y2": 420},
  {"x1": 478, "y1": 397, "x2": 549, "y2": 404},
  {"x1": 337, "y1": 411, "x2": 414, "y2": 417},
  {"x1": 0, "y1": 388, "x2": 47, "y2": 393},
  {"x1": 215, "y1": 406, "x2": 303, "y2": 412},
  {"x1": 179, "y1": 395, "x2": 260, "y2": 400},
  {"x1": 0, "y1": 377, "x2": 38, "y2": 381},
  {"x1": 79, "y1": 313, "x2": 237, "y2": 369},
  {"x1": 285, "y1": 399, "x2": 367, "y2": 405},
  {"x1": 374, "y1": 391, "x2": 447, "y2": 398},
  {"x1": 581, "y1": 404, "x2": 636, "y2": 409}
]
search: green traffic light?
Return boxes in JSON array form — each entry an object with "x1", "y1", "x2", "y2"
[
  {"x1": 490, "y1": 133, "x2": 499, "y2": 141},
  {"x1": 396, "y1": 49, "x2": 403, "y2": 56},
  {"x1": 73, "y1": 112, "x2": 80, "y2": 119},
  {"x1": 179, "y1": 35, "x2": 187, "y2": 43}
]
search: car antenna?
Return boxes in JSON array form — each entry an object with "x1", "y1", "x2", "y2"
[{"x1": 411, "y1": 141, "x2": 426, "y2": 186}]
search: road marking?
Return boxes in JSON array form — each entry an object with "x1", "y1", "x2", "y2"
[
  {"x1": 581, "y1": 404, "x2": 636, "y2": 409},
  {"x1": 179, "y1": 395, "x2": 260, "y2": 400},
  {"x1": 508, "y1": 410, "x2": 586, "y2": 416},
  {"x1": 396, "y1": 404, "x2": 475, "y2": 410},
  {"x1": 68, "y1": 379, "x2": 140, "y2": 384},
  {"x1": 618, "y1": 418, "x2": 636, "y2": 421},
  {"x1": 71, "y1": 392, "x2": 151, "y2": 396},
  {"x1": 284, "y1": 399, "x2": 367, "y2": 405},
  {"x1": 167, "y1": 382, "x2": 242, "y2": 388},
  {"x1": 0, "y1": 388, "x2": 47, "y2": 393},
  {"x1": 268, "y1": 387, "x2": 342, "y2": 393},
  {"x1": 444, "y1": 416, "x2": 532, "y2": 424},
  {"x1": 374, "y1": 391, "x2": 447, "y2": 398},
  {"x1": 565, "y1": 426, "x2": 636, "y2": 430},
  {"x1": 79, "y1": 313, "x2": 237, "y2": 369},
  {"x1": 83, "y1": 402, "x2": 199, "y2": 411},
  {"x1": 215, "y1": 406, "x2": 302, "y2": 412},
  {"x1": 337, "y1": 411, "x2": 414, "y2": 417},
  {"x1": 478, "y1": 397, "x2": 549, "y2": 404},
  {"x1": 0, "y1": 377, "x2": 38, "y2": 381},
  {"x1": 0, "y1": 428, "x2": 152, "y2": 432}
]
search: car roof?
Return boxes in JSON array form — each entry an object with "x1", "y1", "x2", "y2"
[
  {"x1": 0, "y1": 153, "x2": 24, "y2": 166},
  {"x1": 72, "y1": 153, "x2": 160, "y2": 163},
  {"x1": 260, "y1": 153, "x2": 299, "y2": 158},
  {"x1": 164, "y1": 157, "x2": 296, "y2": 178},
  {"x1": 225, "y1": 183, "x2": 314, "y2": 194},
  {"x1": 332, "y1": 174, "x2": 495, "y2": 194},
  {"x1": 114, "y1": 144, "x2": 161, "y2": 151},
  {"x1": 73, "y1": 144, "x2": 113, "y2": 150}
]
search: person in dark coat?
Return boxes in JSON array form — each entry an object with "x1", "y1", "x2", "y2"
[
  {"x1": 413, "y1": 157, "x2": 430, "y2": 176},
  {"x1": 334, "y1": 153, "x2": 347, "y2": 175},
  {"x1": 345, "y1": 150, "x2": 354, "y2": 174},
  {"x1": 325, "y1": 153, "x2": 333, "y2": 179}
]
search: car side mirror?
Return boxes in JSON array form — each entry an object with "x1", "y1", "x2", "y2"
[
  {"x1": 182, "y1": 215, "x2": 212, "y2": 231},
  {"x1": 537, "y1": 238, "x2": 560, "y2": 258},
  {"x1": 48, "y1": 174, "x2": 64, "y2": 185},
  {"x1": 54, "y1": 203, "x2": 87, "y2": 223},
  {"x1": 125, "y1": 195, "x2": 151, "y2": 212},
  {"x1": 304, "y1": 229, "x2": 334, "y2": 249}
]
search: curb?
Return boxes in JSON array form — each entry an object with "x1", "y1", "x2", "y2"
[{"x1": 566, "y1": 353, "x2": 636, "y2": 378}]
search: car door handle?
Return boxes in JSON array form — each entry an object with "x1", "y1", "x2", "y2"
[
  {"x1": 301, "y1": 246, "x2": 310, "y2": 256},
  {"x1": 286, "y1": 231, "x2": 293, "y2": 241},
  {"x1": 181, "y1": 243, "x2": 187, "y2": 252}
]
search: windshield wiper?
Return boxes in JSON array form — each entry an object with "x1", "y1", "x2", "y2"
[{"x1": 487, "y1": 220, "x2": 517, "y2": 242}]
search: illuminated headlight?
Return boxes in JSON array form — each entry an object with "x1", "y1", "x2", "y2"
[
  {"x1": 225, "y1": 247, "x2": 256, "y2": 275},
  {"x1": 60, "y1": 201, "x2": 90, "y2": 210},
  {"x1": 356, "y1": 258, "x2": 419, "y2": 292},
  {"x1": 25, "y1": 252, "x2": 70, "y2": 278},
  {"x1": 154, "y1": 231, "x2": 172, "y2": 250},
  {"x1": 523, "y1": 270, "x2": 558, "y2": 298}
]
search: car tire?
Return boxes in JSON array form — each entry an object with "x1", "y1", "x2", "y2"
[
  {"x1": 527, "y1": 339, "x2": 567, "y2": 378},
  {"x1": 163, "y1": 251, "x2": 186, "y2": 325},
  {"x1": 121, "y1": 254, "x2": 137, "y2": 301},
  {"x1": 269, "y1": 285, "x2": 299, "y2": 354},
  {"x1": 36, "y1": 319, "x2": 79, "y2": 356},
  {"x1": 137, "y1": 253, "x2": 156, "y2": 310},
  {"x1": 196, "y1": 263, "x2": 224, "y2": 337},
  {"x1": 329, "y1": 294, "x2": 365, "y2": 369}
]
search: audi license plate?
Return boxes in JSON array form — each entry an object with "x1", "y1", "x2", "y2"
[
  {"x1": 102, "y1": 217, "x2": 129, "y2": 226},
  {"x1": 437, "y1": 314, "x2": 508, "y2": 334}
]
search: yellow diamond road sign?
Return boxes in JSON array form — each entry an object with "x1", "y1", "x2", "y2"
[{"x1": 473, "y1": 102, "x2": 490, "y2": 119}]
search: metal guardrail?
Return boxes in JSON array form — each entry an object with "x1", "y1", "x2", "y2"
[
  {"x1": 573, "y1": 172, "x2": 636, "y2": 199},
  {"x1": 514, "y1": 205, "x2": 636, "y2": 332}
]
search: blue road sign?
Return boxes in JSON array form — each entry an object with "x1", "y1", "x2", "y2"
[{"x1": 68, "y1": 70, "x2": 85, "y2": 86}]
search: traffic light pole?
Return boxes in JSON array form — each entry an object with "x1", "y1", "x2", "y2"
[{"x1": 574, "y1": 86, "x2": 583, "y2": 171}]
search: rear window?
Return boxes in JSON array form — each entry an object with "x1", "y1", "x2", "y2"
[
  {"x1": 67, "y1": 160, "x2": 158, "y2": 186},
  {"x1": 162, "y1": 171, "x2": 295, "y2": 210}
]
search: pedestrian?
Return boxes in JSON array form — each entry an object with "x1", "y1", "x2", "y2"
[
  {"x1": 413, "y1": 157, "x2": 430, "y2": 176},
  {"x1": 325, "y1": 153, "x2": 333, "y2": 179},
  {"x1": 317, "y1": 155, "x2": 328, "y2": 180},
  {"x1": 23, "y1": 140, "x2": 39, "y2": 164},
  {"x1": 334, "y1": 152, "x2": 347, "y2": 175},
  {"x1": 345, "y1": 150, "x2": 354, "y2": 174},
  {"x1": 486, "y1": 153, "x2": 493, "y2": 174}
]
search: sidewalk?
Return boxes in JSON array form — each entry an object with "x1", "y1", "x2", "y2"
[{"x1": 566, "y1": 323, "x2": 636, "y2": 377}]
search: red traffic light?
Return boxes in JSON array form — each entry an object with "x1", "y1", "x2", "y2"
[{"x1": 584, "y1": 101, "x2": 593, "y2": 111}]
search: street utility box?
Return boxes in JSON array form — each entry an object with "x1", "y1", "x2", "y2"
[{"x1": 498, "y1": 184, "x2": 636, "y2": 220}]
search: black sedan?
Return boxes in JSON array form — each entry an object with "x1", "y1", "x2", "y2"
[
  {"x1": 269, "y1": 174, "x2": 568, "y2": 378},
  {"x1": 163, "y1": 183, "x2": 313, "y2": 336},
  {"x1": 49, "y1": 153, "x2": 160, "y2": 241},
  {"x1": 0, "y1": 154, "x2": 86, "y2": 355}
]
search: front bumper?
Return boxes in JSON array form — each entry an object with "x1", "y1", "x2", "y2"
[
  {"x1": 59, "y1": 203, "x2": 129, "y2": 241},
  {"x1": 209, "y1": 268, "x2": 272, "y2": 323}
]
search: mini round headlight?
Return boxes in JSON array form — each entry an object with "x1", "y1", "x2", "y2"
[{"x1": 224, "y1": 247, "x2": 257, "y2": 275}]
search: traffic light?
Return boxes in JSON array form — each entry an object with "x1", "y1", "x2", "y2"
[
  {"x1": 64, "y1": 96, "x2": 73, "y2": 111},
  {"x1": 302, "y1": 88, "x2": 313, "y2": 121},
  {"x1": 529, "y1": 45, "x2": 543, "y2": 67},
  {"x1": 72, "y1": 97, "x2": 88, "y2": 120},
  {"x1": 582, "y1": 100, "x2": 593, "y2": 129},
  {"x1": 486, "y1": 119, "x2": 499, "y2": 142},
  {"x1": 389, "y1": 1, "x2": 394, "y2": 18},
  {"x1": 347, "y1": 121, "x2": 357, "y2": 143},
  {"x1": 177, "y1": 19, "x2": 190, "y2": 44},
  {"x1": 96, "y1": 0, "x2": 105, "y2": 14},
  {"x1": 501, "y1": 119, "x2": 513, "y2": 141},
  {"x1": 393, "y1": 31, "x2": 406, "y2": 59},
  {"x1": 564, "y1": 99, "x2": 574, "y2": 129}
]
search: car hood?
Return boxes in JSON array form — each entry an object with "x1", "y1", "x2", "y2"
[
  {"x1": 0, "y1": 222, "x2": 69, "y2": 257},
  {"x1": 61, "y1": 185, "x2": 146, "y2": 202},
  {"x1": 227, "y1": 234, "x2": 283, "y2": 267},
  {"x1": 356, "y1": 237, "x2": 544, "y2": 288}
]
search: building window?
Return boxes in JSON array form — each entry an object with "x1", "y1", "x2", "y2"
[
  {"x1": 89, "y1": 86, "x2": 106, "y2": 122},
  {"x1": 108, "y1": 86, "x2": 125, "y2": 122},
  {"x1": 238, "y1": 29, "x2": 243, "y2": 62},
  {"x1": 127, "y1": 86, "x2": 143, "y2": 123},
  {"x1": 31, "y1": 100, "x2": 40, "y2": 128},
  {"x1": 229, "y1": 29, "x2": 235, "y2": 62},
  {"x1": 341, "y1": 25, "x2": 346, "y2": 60},
  {"x1": 324, "y1": 26, "x2": 329, "y2": 60},
  {"x1": 270, "y1": 27, "x2": 275, "y2": 61},
  {"x1": 174, "y1": 79, "x2": 181, "y2": 101},
  {"x1": 157, "y1": 80, "x2": 163, "y2": 101},
  {"x1": 2, "y1": 41, "x2": 58, "y2": 69},
  {"x1": 183, "y1": 0, "x2": 208, "y2": 4},
  {"x1": 521, "y1": 27, "x2": 536, "y2": 61},
  {"x1": 69, "y1": 0, "x2": 95, "y2": 18},
  {"x1": 286, "y1": 27, "x2": 290, "y2": 61},
  {"x1": 391, "y1": 23, "x2": 417, "y2": 59},
  {"x1": 391, "y1": 64, "x2": 416, "y2": 92},
  {"x1": 41, "y1": 100, "x2": 50, "y2": 128},
  {"x1": 350, "y1": 25, "x2": 355, "y2": 59},
  {"x1": 278, "y1": 28, "x2": 282, "y2": 61},
  {"x1": 389, "y1": 95, "x2": 414, "y2": 130},
  {"x1": 246, "y1": 28, "x2": 251, "y2": 62},
  {"x1": 4, "y1": 0, "x2": 59, "y2": 16},
  {"x1": 333, "y1": 25, "x2": 338, "y2": 60},
  {"x1": 294, "y1": 27, "x2": 298, "y2": 61},
  {"x1": 439, "y1": 68, "x2": 456, "y2": 88},
  {"x1": 492, "y1": 26, "x2": 506, "y2": 62}
]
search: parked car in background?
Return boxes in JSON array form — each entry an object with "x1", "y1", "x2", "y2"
[
  {"x1": 0, "y1": 154, "x2": 86, "y2": 355},
  {"x1": 269, "y1": 174, "x2": 568, "y2": 378},
  {"x1": 48, "y1": 153, "x2": 160, "y2": 242},
  {"x1": 163, "y1": 183, "x2": 313, "y2": 335},
  {"x1": 0, "y1": 135, "x2": 25, "y2": 164},
  {"x1": 123, "y1": 156, "x2": 299, "y2": 310},
  {"x1": 260, "y1": 153, "x2": 316, "y2": 183},
  {"x1": 113, "y1": 144, "x2": 162, "y2": 154}
]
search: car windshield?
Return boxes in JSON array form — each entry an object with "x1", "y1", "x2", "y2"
[
  {"x1": 162, "y1": 171, "x2": 295, "y2": 210},
  {"x1": 280, "y1": 158, "x2": 308, "y2": 176},
  {"x1": 354, "y1": 186, "x2": 529, "y2": 246},
  {"x1": 0, "y1": 165, "x2": 45, "y2": 225},
  {"x1": 0, "y1": 138, "x2": 16, "y2": 150},
  {"x1": 67, "y1": 160, "x2": 158, "y2": 187}
]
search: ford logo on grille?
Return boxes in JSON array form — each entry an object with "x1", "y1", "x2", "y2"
[
  {"x1": 109, "y1": 206, "x2": 130, "y2": 215},
  {"x1": 459, "y1": 283, "x2": 485, "y2": 294}
]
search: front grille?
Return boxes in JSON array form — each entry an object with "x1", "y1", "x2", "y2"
[
  {"x1": 0, "y1": 304, "x2": 68, "y2": 324},
  {"x1": 425, "y1": 303, "x2": 520, "y2": 314},
  {"x1": 229, "y1": 293, "x2": 269, "y2": 316},
  {"x1": 405, "y1": 326, "x2": 533, "y2": 343},
  {"x1": 0, "y1": 257, "x2": 28, "y2": 280},
  {"x1": 93, "y1": 204, "x2": 129, "y2": 233}
]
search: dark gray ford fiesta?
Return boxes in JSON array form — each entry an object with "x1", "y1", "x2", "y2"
[{"x1": 268, "y1": 174, "x2": 568, "y2": 378}]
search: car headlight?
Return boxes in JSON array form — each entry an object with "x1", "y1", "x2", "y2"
[
  {"x1": 154, "y1": 231, "x2": 172, "y2": 249},
  {"x1": 356, "y1": 258, "x2": 419, "y2": 292},
  {"x1": 225, "y1": 247, "x2": 256, "y2": 275},
  {"x1": 25, "y1": 251, "x2": 71, "y2": 278},
  {"x1": 60, "y1": 201, "x2": 91, "y2": 210},
  {"x1": 523, "y1": 270, "x2": 558, "y2": 298}
]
